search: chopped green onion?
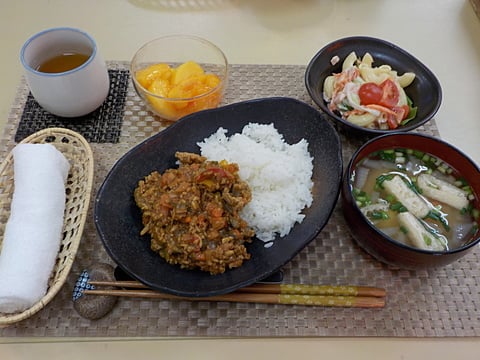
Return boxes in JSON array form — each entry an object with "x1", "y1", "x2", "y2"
[
  {"x1": 378, "y1": 150, "x2": 396, "y2": 162},
  {"x1": 390, "y1": 202, "x2": 407, "y2": 213},
  {"x1": 369, "y1": 210, "x2": 390, "y2": 220},
  {"x1": 473, "y1": 208, "x2": 480, "y2": 220},
  {"x1": 352, "y1": 188, "x2": 371, "y2": 207},
  {"x1": 423, "y1": 234, "x2": 432, "y2": 246},
  {"x1": 375, "y1": 173, "x2": 395, "y2": 189},
  {"x1": 427, "y1": 209, "x2": 450, "y2": 232},
  {"x1": 472, "y1": 222, "x2": 479, "y2": 234},
  {"x1": 437, "y1": 165, "x2": 447, "y2": 174},
  {"x1": 386, "y1": 194, "x2": 396, "y2": 202},
  {"x1": 413, "y1": 150, "x2": 424, "y2": 159}
]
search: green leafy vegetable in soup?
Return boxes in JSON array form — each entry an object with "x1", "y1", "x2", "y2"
[{"x1": 351, "y1": 148, "x2": 479, "y2": 251}]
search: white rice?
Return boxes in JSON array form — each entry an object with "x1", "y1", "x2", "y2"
[{"x1": 197, "y1": 123, "x2": 314, "y2": 243}]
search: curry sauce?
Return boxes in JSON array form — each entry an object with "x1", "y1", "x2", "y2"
[{"x1": 134, "y1": 152, "x2": 254, "y2": 275}]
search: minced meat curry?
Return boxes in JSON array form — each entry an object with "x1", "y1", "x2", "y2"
[{"x1": 134, "y1": 152, "x2": 254, "y2": 275}]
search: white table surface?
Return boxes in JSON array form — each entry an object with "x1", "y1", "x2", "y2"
[{"x1": 1, "y1": 0, "x2": 480, "y2": 358}]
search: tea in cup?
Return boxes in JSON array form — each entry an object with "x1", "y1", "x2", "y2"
[{"x1": 20, "y1": 27, "x2": 110, "y2": 117}]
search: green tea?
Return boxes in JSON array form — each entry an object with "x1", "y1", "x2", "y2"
[{"x1": 37, "y1": 52, "x2": 90, "y2": 73}]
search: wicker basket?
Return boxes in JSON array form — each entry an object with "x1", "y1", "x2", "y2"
[{"x1": 0, "y1": 128, "x2": 94, "y2": 326}]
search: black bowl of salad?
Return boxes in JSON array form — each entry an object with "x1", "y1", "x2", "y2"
[{"x1": 305, "y1": 36, "x2": 442, "y2": 137}]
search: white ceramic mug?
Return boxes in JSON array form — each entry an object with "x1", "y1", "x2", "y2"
[{"x1": 20, "y1": 27, "x2": 110, "y2": 118}]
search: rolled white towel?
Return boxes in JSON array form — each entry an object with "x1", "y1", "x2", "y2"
[{"x1": 0, "y1": 143, "x2": 70, "y2": 313}]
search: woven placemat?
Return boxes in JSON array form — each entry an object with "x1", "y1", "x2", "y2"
[
  {"x1": 14, "y1": 69, "x2": 129, "y2": 143},
  {"x1": 1, "y1": 62, "x2": 480, "y2": 338}
]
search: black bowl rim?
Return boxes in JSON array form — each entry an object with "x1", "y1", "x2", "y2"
[
  {"x1": 344, "y1": 132, "x2": 480, "y2": 256},
  {"x1": 305, "y1": 35, "x2": 443, "y2": 135}
]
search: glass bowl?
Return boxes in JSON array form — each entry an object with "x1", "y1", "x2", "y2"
[{"x1": 130, "y1": 34, "x2": 228, "y2": 121}]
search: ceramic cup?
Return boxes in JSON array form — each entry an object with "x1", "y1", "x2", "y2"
[{"x1": 20, "y1": 27, "x2": 110, "y2": 118}]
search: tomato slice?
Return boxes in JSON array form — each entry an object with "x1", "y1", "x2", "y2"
[
  {"x1": 359, "y1": 79, "x2": 400, "y2": 109},
  {"x1": 386, "y1": 114, "x2": 399, "y2": 129},
  {"x1": 378, "y1": 79, "x2": 400, "y2": 108},
  {"x1": 392, "y1": 105, "x2": 410, "y2": 120},
  {"x1": 358, "y1": 83, "x2": 383, "y2": 105},
  {"x1": 386, "y1": 105, "x2": 410, "y2": 129}
]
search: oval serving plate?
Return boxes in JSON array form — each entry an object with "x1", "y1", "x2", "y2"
[
  {"x1": 95, "y1": 97, "x2": 343, "y2": 297},
  {"x1": 0, "y1": 128, "x2": 94, "y2": 326}
]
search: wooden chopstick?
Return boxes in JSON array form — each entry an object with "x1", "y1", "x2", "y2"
[
  {"x1": 89, "y1": 280, "x2": 386, "y2": 298},
  {"x1": 83, "y1": 288, "x2": 385, "y2": 308},
  {"x1": 89, "y1": 280, "x2": 146, "y2": 289},
  {"x1": 238, "y1": 283, "x2": 386, "y2": 298},
  {"x1": 86, "y1": 280, "x2": 386, "y2": 308}
]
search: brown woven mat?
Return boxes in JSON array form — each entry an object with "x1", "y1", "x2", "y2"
[{"x1": 2, "y1": 62, "x2": 480, "y2": 338}]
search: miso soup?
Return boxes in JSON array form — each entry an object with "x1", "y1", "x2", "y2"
[{"x1": 351, "y1": 148, "x2": 479, "y2": 251}]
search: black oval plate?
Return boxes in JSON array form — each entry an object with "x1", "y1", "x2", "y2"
[{"x1": 94, "y1": 97, "x2": 343, "y2": 297}]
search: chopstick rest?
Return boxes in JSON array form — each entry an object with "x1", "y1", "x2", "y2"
[
  {"x1": 0, "y1": 143, "x2": 70, "y2": 313},
  {"x1": 73, "y1": 263, "x2": 118, "y2": 320}
]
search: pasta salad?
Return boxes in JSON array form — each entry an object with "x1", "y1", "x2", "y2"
[{"x1": 323, "y1": 52, "x2": 417, "y2": 130}]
